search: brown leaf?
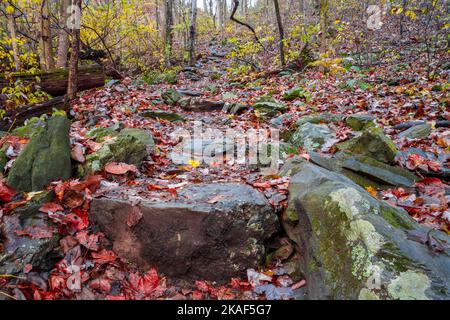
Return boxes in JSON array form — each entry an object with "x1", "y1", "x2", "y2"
[
  {"x1": 105, "y1": 162, "x2": 137, "y2": 175},
  {"x1": 126, "y1": 206, "x2": 143, "y2": 227},
  {"x1": 71, "y1": 143, "x2": 85, "y2": 163}
]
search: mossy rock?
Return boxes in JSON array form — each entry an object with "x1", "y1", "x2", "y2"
[
  {"x1": 6, "y1": 116, "x2": 72, "y2": 192},
  {"x1": 337, "y1": 127, "x2": 398, "y2": 164},
  {"x1": 345, "y1": 114, "x2": 376, "y2": 131},
  {"x1": 162, "y1": 88, "x2": 182, "y2": 105},
  {"x1": 11, "y1": 117, "x2": 47, "y2": 138},
  {"x1": 397, "y1": 124, "x2": 431, "y2": 139},
  {"x1": 253, "y1": 96, "x2": 288, "y2": 118},
  {"x1": 282, "y1": 87, "x2": 310, "y2": 101},
  {"x1": 78, "y1": 132, "x2": 147, "y2": 176},
  {"x1": 87, "y1": 127, "x2": 119, "y2": 142},
  {"x1": 140, "y1": 110, "x2": 184, "y2": 122},
  {"x1": 290, "y1": 122, "x2": 335, "y2": 152},
  {"x1": 283, "y1": 162, "x2": 450, "y2": 300},
  {"x1": 0, "y1": 146, "x2": 7, "y2": 174},
  {"x1": 120, "y1": 128, "x2": 155, "y2": 151},
  {"x1": 339, "y1": 153, "x2": 419, "y2": 187}
]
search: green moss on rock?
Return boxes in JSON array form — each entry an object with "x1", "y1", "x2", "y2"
[{"x1": 6, "y1": 116, "x2": 72, "y2": 192}]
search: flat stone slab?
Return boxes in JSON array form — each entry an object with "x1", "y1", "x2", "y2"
[{"x1": 89, "y1": 183, "x2": 280, "y2": 283}]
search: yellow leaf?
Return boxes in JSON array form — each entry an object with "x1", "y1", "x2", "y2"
[
  {"x1": 188, "y1": 159, "x2": 200, "y2": 169},
  {"x1": 6, "y1": 6, "x2": 14, "y2": 15},
  {"x1": 366, "y1": 186, "x2": 378, "y2": 198}
]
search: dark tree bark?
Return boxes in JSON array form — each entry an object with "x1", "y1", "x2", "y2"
[
  {"x1": 164, "y1": 0, "x2": 174, "y2": 67},
  {"x1": 273, "y1": 0, "x2": 286, "y2": 66},
  {"x1": 230, "y1": 0, "x2": 264, "y2": 47},
  {"x1": 189, "y1": 0, "x2": 198, "y2": 66},
  {"x1": 67, "y1": 0, "x2": 82, "y2": 100}
]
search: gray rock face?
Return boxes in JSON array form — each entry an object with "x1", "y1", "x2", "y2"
[
  {"x1": 337, "y1": 127, "x2": 398, "y2": 164},
  {"x1": 89, "y1": 183, "x2": 280, "y2": 283},
  {"x1": 141, "y1": 110, "x2": 185, "y2": 122},
  {"x1": 340, "y1": 153, "x2": 419, "y2": 187},
  {"x1": 0, "y1": 192, "x2": 61, "y2": 275},
  {"x1": 162, "y1": 88, "x2": 182, "y2": 105},
  {"x1": 283, "y1": 162, "x2": 450, "y2": 300},
  {"x1": 6, "y1": 116, "x2": 72, "y2": 192},
  {"x1": 398, "y1": 124, "x2": 432, "y2": 139},
  {"x1": 290, "y1": 123, "x2": 335, "y2": 152},
  {"x1": 345, "y1": 114, "x2": 376, "y2": 131}
]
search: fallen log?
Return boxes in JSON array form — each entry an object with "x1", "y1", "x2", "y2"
[
  {"x1": 0, "y1": 65, "x2": 106, "y2": 97},
  {"x1": 0, "y1": 96, "x2": 67, "y2": 131}
]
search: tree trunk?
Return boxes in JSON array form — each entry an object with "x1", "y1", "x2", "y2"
[
  {"x1": 273, "y1": 0, "x2": 286, "y2": 66},
  {"x1": 40, "y1": 0, "x2": 55, "y2": 71},
  {"x1": 67, "y1": 0, "x2": 82, "y2": 100},
  {"x1": 165, "y1": 0, "x2": 174, "y2": 67},
  {"x1": 319, "y1": 0, "x2": 329, "y2": 53},
  {"x1": 56, "y1": 0, "x2": 70, "y2": 68},
  {"x1": 218, "y1": 0, "x2": 224, "y2": 39},
  {"x1": 189, "y1": 0, "x2": 198, "y2": 66},
  {"x1": 7, "y1": 10, "x2": 21, "y2": 71}
]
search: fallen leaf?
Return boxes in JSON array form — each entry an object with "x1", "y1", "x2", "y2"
[{"x1": 105, "y1": 162, "x2": 137, "y2": 175}]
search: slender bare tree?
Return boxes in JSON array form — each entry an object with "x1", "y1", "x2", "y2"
[
  {"x1": 56, "y1": 0, "x2": 70, "y2": 68},
  {"x1": 273, "y1": 0, "x2": 285, "y2": 66},
  {"x1": 67, "y1": 0, "x2": 82, "y2": 100},
  {"x1": 189, "y1": 0, "x2": 198, "y2": 65}
]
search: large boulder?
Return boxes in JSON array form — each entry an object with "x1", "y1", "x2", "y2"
[
  {"x1": 283, "y1": 162, "x2": 450, "y2": 300},
  {"x1": 7, "y1": 116, "x2": 72, "y2": 192},
  {"x1": 290, "y1": 123, "x2": 335, "y2": 152},
  {"x1": 0, "y1": 192, "x2": 61, "y2": 275},
  {"x1": 337, "y1": 127, "x2": 398, "y2": 164},
  {"x1": 89, "y1": 183, "x2": 280, "y2": 283},
  {"x1": 78, "y1": 130, "x2": 148, "y2": 176}
]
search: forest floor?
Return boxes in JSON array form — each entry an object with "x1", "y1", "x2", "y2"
[{"x1": 0, "y1": 44, "x2": 449, "y2": 300}]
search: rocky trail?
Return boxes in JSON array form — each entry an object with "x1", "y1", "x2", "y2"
[{"x1": 0, "y1": 44, "x2": 449, "y2": 300}]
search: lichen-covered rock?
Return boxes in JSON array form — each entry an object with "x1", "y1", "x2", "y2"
[
  {"x1": 254, "y1": 96, "x2": 288, "y2": 118},
  {"x1": 120, "y1": 128, "x2": 155, "y2": 151},
  {"x1": 162, "y1": 88, "x2": 182, "y2": 105},
  {"x1": 78, "y1": 132, "x2": 147, "y2": 176},
  {"x1": 0, "y1": 191, "x2": 62, "y2": 275},
  {"x1": 89, "y1": 183, "x2": 280, "y2": 283},
  {"x1": 283, "y1": 162, "x2": 450, "y2": 300},
  {"x1": 6, "y1": 116, "x2": 72, "y2": 192},
  {"x1": 290, "y1": 122, "x2": 335, "y2": 152},
  {"x1": 296, "y1": 113, "x2": 344, "y2": 127},
  {"x1": 398, "y1": 124, "x2": 431, "y2": 139},
  {"x1": 141, "y1": 110, "x2": 184, "y2": 122},
  {"x1": 345, "y1": 114, "x2": 376, "y2": 131},
  {"x1": 337, "y1": 127, "x2": 398, "y2": 164}
]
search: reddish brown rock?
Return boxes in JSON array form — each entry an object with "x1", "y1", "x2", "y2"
[{"x1": 89, "y1": 183, "x2": 279, "y2": 283}]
